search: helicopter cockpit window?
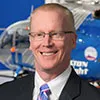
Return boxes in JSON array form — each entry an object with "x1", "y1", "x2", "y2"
[
  {"x1": 15, "y1": 28, "x2": 30, "y2": 48},
  {"x1": 15, "y1": 33, "x2": 29, "y2": 48},
  {"x1": 0, "y1": 32, "x2": 13, "y2": 48},
  {"x1": 0, "y1": 29, "x2": 30, "y2": 49}
]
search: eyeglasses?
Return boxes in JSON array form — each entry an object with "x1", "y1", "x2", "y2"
[{"x1": 29, "y1": 31, "x2": 74, "y2": 41}]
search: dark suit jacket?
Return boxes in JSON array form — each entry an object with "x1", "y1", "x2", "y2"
[{"x1": 0, "y1": 69, "x2": 100, "y2": 100}]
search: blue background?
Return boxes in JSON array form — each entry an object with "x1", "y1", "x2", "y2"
[{"x1": 0, "y1": 0, "x2": 44, "y2": 35}]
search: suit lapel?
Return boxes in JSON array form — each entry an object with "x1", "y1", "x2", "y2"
[{"x1": 59, "y1": 69, "x2": 81, "y2": 100}]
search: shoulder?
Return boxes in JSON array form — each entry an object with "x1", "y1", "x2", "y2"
[
  {"x1": 81, "y1": 79, "x2": 100, "y2": 93},
  {"x1": 77, "y1": 78, "x2": 100, "y2": 99},
  {"x1": 0, "y1": 71, "x2": 35, "y2": 100},
  {"x1": 69, "y1": 69, "x2": 100, "y2": 99},
  {"x1": 0, "y1": 71, "x2": 35, "y2": 92}
]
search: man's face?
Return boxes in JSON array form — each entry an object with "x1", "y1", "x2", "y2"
[{"x1": 29, "y1": 10, "x2": 76, "y2": 72}]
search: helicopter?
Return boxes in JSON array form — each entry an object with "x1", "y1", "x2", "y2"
[{"x1": 0, "y1": 1, "x2": 100, "y2": 86}]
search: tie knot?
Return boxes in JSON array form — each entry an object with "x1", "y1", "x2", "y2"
[
  {"x1": 40, "y1": 84, "x2": 51, "y2": 95},
  {"x1": 37, "y1": 84, "x2": 51, "y2": 100}
]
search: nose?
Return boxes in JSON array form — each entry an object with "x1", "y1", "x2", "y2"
[{"x1": 42, "y1": 34, "x2": 53, "y2": 47}]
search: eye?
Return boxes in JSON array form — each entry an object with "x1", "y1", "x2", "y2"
[
  {"x1": 52, "y1": 32, "x2": 61, "y2": 38},
  {"x1": 36, "y1": 33, "x2": 44, "y2": 37},
  {"x1": 52, "y1": 32, "x2": 58, "y2": 36},
  {"x1": 53, "y1": 32, "x2": 57, "y2": 35}
]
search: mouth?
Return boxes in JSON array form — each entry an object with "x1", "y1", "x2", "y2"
[{"x1": 40, "y1": 51, "x2": 58, "y2": 56}]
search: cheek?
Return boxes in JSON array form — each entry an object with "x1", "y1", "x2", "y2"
[
  {"x1": 57, "y1": 42, "x2": 66, "y2": 58},
  {"x1": 61, "y1": 40, "x2": 72, "y2": 56},
  {"x1": 29, "y1": 40, "x2": 40, "y2": 53}
]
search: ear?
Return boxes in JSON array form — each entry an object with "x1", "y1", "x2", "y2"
[
  {"x1": 29, "y1": 45, "x2": 32, "y2": 50},
  {"x1": 29, "y1": 37, "x2": 32, "y2": 50},
  {"x1": 71, "y1": 33, "x2": 77, "y2": 49}
]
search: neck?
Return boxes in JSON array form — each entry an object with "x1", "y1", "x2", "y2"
[{"x1": 36, "y1": 63, "x2": 69, "y2": 82}]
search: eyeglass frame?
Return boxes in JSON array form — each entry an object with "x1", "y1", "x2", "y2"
[{"x1": 29, "y1": 31, "x2": 74, "y2": 41}]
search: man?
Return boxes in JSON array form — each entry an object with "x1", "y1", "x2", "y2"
[{"x1": 0, "y1": 3, "x2": 100, "y2": 100}]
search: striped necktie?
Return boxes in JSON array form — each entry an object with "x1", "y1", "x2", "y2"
[{"x1": 37, "y1": 84, "x2": 51, "y2": 100}]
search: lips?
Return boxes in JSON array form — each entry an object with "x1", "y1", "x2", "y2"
[{"x1": 40, "y1": 51, "x2": 58, "y2": 56}]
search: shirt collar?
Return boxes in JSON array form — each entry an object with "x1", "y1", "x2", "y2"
[{"x1": 48, "y1": 65, "x2": 72, "y2": 99}]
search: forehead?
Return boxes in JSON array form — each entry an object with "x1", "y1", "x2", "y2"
[
  {"x1": 30, "y1": 7, "x2": 76, "y2": 32},
  {"x1": 31, "y1": 9, "x2": 68, "y2": 19},
  {"x1": 31, "y1": 10, "x2": 71, "y2": 31},
  {"x1": 31, "y1": 9, "x2": 71, "y2": 27}
]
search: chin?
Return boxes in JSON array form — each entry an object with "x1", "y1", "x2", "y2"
[{"x1": 40, "y1": 62, "x2": 56, "y2": 69}]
